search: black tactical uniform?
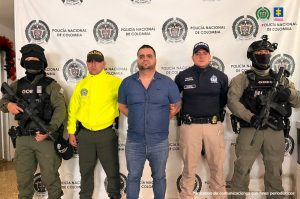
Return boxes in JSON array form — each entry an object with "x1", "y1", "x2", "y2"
[
  {"x1": 227, "y1": 35, "x2": 300, "y2": 199},
  {"x1": 0, "y1": 44, "x2": 67, "y2": 199}
]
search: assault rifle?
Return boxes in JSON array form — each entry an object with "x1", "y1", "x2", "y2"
[
  {"x1": 1, "y1": 82, "x2": 55, "y2": 141},
  {"x1": 258, "y1": 66, "x2": 285, "y2": 127},
  {"x1": 250, "y1": 65, "x2": 285, "y2": 145}
]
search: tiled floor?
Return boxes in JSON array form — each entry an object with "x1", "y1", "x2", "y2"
[{"x1": 0, "y1": 160, "x2": 18, "y2": 199}]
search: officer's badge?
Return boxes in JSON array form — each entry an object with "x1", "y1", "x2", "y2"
[
  {"x1": 210, "y1": 75, "x2": 218, "y2": 84},
  {"x1": 184, "y1": 77, "x2": 194, "y2": 82},
  {"x1": 80, "y1": 89, "x2": 88, "y2": 96}
]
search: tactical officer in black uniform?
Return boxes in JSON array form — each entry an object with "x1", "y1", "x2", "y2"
[
  {"x1": 0, "y1": 44, "x2": 67, "y2": 199},
  {"x1": 227, "y1": 35, "x2": 300, "y2": 199}
]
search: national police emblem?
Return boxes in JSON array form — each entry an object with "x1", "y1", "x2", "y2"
[
  {"x1": 256, "y1": 7, "x2": 271, "y2": 20},
  {"x1": 270, "y1": 54, "x2": 295, "y2": 76},
  {"x1": 93, "y1": 19, "x2": 118, "y2": 43},
  {"x1": 232, "y1": 15, "x2": 258, "y2": 40},
  {"x1": 177, "y1": 174, "x2": 202, "y2": 194},
  {"x1": 25, "y1": 20, "x2": 50, "y2": 44},
  {"x1": 33, "y1": 173, "x2": 47, "y2": 197},
  {"x1": 210, "y1": 56, "x2": 225, "y2": 72},
  {"x1": 62, "y1": 0, "x2": 83, "y2": 5},
  {"x1": 63, "y1": 59, "x2": 87, "y2": 82},
  {"x1": 284, "y1": 135, "x2": 294, "y2": 156},
  {"x1": 162, "y1": 17, "x2": 188, "y2": 43},
  {"x1": 130, "y1": 60, "x2": 139, "y2": 74},
  {"x1": 104, "y1": 173, "x2": 127, "y2": 194}
]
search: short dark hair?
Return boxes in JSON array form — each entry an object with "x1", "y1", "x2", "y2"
[{"x1": 137, "y1": 44, "x2": 156, "y2": 57}]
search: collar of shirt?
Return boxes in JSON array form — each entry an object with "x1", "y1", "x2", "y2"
[
  {"x1": 192, "y1": 65, "x2": 212, "y2": 75},
  {"x1": 132, "y1": 71, "x2": 163, "y2": 81},
  {"x1": 87, "y1": 69, "x2": 107, "y2": 79}
]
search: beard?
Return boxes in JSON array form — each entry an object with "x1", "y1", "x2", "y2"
[{"x1": 137, "y1": 61, "x2": 156, "y2": 71}]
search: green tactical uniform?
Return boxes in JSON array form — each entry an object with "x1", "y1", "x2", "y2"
[
  {"x1": 0, "y1": 73, "x2": 67, "y2": 199},
  {"x1": 227, "y1": 69, "x2": 300, "y2": 199}
]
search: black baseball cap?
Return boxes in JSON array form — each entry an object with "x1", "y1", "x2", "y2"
[
  {"x1": 87, "y1": 50, "x2": 104, "y2": 62},
  {"x1": 193, "y1": 42, "x2": 210, "y2": 54},
  {"x1": 55, "y1": 136, "x2": 74, "y2": 160}
]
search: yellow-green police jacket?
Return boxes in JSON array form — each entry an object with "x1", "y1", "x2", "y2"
[{"x1": 67, "y1": 70, "x2": 121, "y2": 134}]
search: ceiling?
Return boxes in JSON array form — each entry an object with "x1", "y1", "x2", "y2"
[{"x1": 0, "y1": 0, "x2": 14, "y2": 30}]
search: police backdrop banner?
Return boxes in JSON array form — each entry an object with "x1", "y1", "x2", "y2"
[{"x1": 14, "y1": 0, "x2": 300, "y2": 198}]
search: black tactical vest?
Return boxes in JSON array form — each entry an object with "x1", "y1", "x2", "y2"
[
  {"x1": 15, "y1": 76, "x2": 54, "y2": 127},
  {"x1": 240, "y1": 70, "x2": 292, "y2": 130}
]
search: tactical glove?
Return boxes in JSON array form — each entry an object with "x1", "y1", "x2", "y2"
[
  {"x1": 274, "y1": 87, "x2": 291, "y2": 102},
  {"x1": 250, "y1": 115, "x2": 261, "y2": 129}
]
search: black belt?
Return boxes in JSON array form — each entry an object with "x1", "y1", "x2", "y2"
[
  {"x1": 81, "y1": 125, "x2": 113, "y2": 132},
  {"x1": 20, "y1": 129, "x2": 38, "y2": 136},
  {"x1": 182, "y1": 115, "x2": 219, "y2": 125}
]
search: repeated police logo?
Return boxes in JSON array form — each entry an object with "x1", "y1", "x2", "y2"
[
  {"x1": 63, "y1": 59, "x2": 87, "y2": 82},
  {"x1": 256, "y1": 7, "x2": 270, "y2": 20},
  {"x1": 93, "y1": 19, "x2": 118, "y2": 43},
  {"x1": 131, "y1": 0, "x2": 151, "y2": 4},
  {"x1": 232, "y1": 15, "x2": 258, "y2": 40},
  {"x1": 162, "y1": 17, "x2": 188, "y2": 43},
  {"x1": 34, "y1": 173, "x2": 47, "y2": 196},
  {"x1": 270, "y1": 54, "x2": 295, "y2": 76},
  {"x1": 62, "y1": 0, "x2": 83, "y2": 5},
  {"x1": 25, "y1": 20, "x2": 50, "y2": 44},
  {"x1": 284, "y1": 135, "x2": 294, "y2": 156},
  {"x1": 130, "y1": 60, "x2": 139, "y2": 74},
  {"x1": 104, "y1": 173, "x2": 127, "y2": 194},
  {"x1": 210, "y1": 56, "x2": 225, "y2": 72},
  {"x1": 177, "y1": 174, "x2": 202, "y2": 194}
]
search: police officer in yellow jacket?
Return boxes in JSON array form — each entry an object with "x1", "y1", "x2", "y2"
[
  {"x1": 67, "y1": 50, "x2": 122, "y2": 199},
  {"x1": 0, "y1": 44, "x2": 66, "y2": 199}
]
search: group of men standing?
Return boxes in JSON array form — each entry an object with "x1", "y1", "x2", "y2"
[{"x1": 0, "y1": 34, "x2": 300, "y2": 199}]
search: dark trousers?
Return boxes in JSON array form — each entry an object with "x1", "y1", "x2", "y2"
[{"x1": 77, "y1": 127, "x2": 121, "y2": 199}]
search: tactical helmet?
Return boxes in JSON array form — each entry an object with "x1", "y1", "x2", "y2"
[
  {"x1": 247, "y1": 35, "x2": 278, "y2": 70},
  {"x1": 20, "y1": 44, "x2": 48, "y2": 68},
  {"x1": 247, "y1": 35, "x2": 278, "y2": 59}
]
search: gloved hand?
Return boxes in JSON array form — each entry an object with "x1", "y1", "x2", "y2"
[
  {"x1": 250, "y1": 115, "x2": 261, "y2": 129},
  {"x1": 274, "y1": 87, "x2": 291, "y2": 102}
]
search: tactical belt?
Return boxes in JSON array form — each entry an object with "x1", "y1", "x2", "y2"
[
  {"x1": 81, "y1": 125, "x2": 113, "y2": 132},
  {"x1": 182, "y1": 115, "x2": 219, "y2": 125},
  {"x1": 21, "y1": 129, "x2": 38, "y2": 136}
]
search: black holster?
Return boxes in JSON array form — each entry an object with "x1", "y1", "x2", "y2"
[
  {"x1": 230, "y1": 115, "x2": 241, "y2": 134},
  {"x1": 8, "y1": 126, "x2": 22, "y2": 148}
]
